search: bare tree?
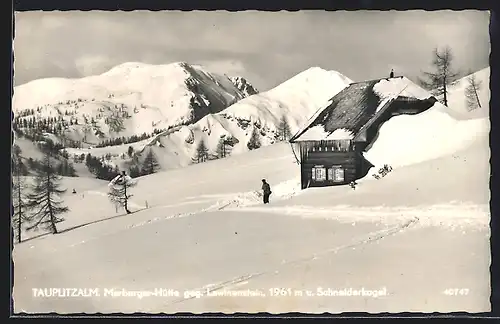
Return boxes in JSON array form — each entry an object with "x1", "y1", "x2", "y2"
[
  {"x1": 192, "y1": 139, "x2": 209, "y2": 163},
  {"x1": 419, "y1": 46, "x2": 460, "y2": 107},
  {"x1": 141, "y1": 149, "x2": 160, "y2": 175},
  {"x1": 464, "y1": 72, "x2": 483, "y2": 111},
  {"x1": 82, "y1": 123, "x2": 92, "y2": 142},
  {"x1": 26, "y1": 150, "x2": 69, "y2": 234},
  {"x1": 215, "y1": 137, "x2": 231, "y2": 159},
  {"x1": 12, "y1": 145, "x2": 30, "y2": 243},
  {"x1": 108, "y1": 172, "x2": 136, "y2": 214}
]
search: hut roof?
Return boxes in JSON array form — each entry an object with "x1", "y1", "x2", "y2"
[{"x1": 289, "y1": 76, "x2": 436, "y2": 142}]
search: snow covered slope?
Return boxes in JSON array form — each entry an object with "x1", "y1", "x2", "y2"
[
  {"x1": 12, "y1": 66, "x2": 490, "y2": 314},
  {"x1": 130, "y1": 67, "x2": 352, "y2": 170},
  {"x1": 14, "y1": 64, "x2": 350, "y2": 176},
  {"x1": 364, "y1": 68, "x2": 490, "y2": 170},
  {"x1": 13, "y1": 62, "x2": 257, "y2": 144},
  {"x1": 446, "y1": 67, "x2": 490, "y2": 119}
]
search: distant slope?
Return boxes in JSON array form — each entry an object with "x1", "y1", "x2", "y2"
[
  {"x1": 13, "y1": 137, "x2": 94, "y2": 178},
  {"x1": 136, "y1": 67, "x2": 353, "y2": 169},
  {"x1": 12, "y1": 62, "x2": 258, "y2": 145},
  {"x1": 446, "y1": 67, "x2": 490, "y2": 119}
]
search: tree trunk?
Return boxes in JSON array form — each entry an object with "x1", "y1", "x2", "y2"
[
  {"x1": 17, "y1": 186, "x2": 22, "y2": 243},
  {"x1": 474, "y1": 87, "x2": 482, "y2": 108},
  {"x1": 17, "y1": 172, "x2": 23, "y2": 243},
  {"x1": 48, "y1": 203, "x2": 58, "y2": 234},
  {"x1": 124, "y1": 183, "x2": 131, "y2": 214},
  {"x1": 442, "y1": 79, "x2": 448, "y2": 107},
  {"x1": 47, "y1": 169, "x2": 58, "y2": 234}
]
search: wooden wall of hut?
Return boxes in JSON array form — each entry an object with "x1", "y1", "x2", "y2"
[
  {"x1": 299, "y1": 151, "x2": 358, "y2": 189},
  {"x1": 297, "y1": 139, "x2": 355, "y2": 161}
]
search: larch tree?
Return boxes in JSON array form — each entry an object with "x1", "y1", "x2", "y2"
[
  {"x1": 247, "y1": 127, "x2": 262, "y2": 150},
  {"x1": 277, "y1": 115, "x2": 292, "y2": 141},
  {"x1": 12, "y1": 145, "x2": 30, "y2": 243},
  {"x1": 108, "y1": 172, "x2": 136, "y2": 214},
  {"x1": 141, "y1": 149, "x2": 160, "y2": 175},
  {"x1": 215, "y1": 137, "x2": 230, "y2": 159},
  {"x1": 419, "y1": 46, "x2": 460, "y2": 107},
  {"x1": 464, "y1": 72, "x2": 483, "y2": 111},
  {"x1": 192, "y1": 139, "x2": 209, "y2": 163},
  {"x1": 25, "y1": 148, "x2": 69, "y2": 234}
]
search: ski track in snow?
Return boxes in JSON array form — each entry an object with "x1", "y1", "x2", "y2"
[
  {"x1": 156, "y1": 215, "x2": 420, "y2": 309},
  {"x1": 23, "y1": 178, "x2": 488, "y2": 254},
  {"x1": 62, "y1": 190, "x2": 289, "y2": 251},
  {"x1": 85, "y1": 190, "x2": 146, "y2": 209},
  {"x1": 224, "y1": 204, "x2": 490, "y2": 229},
  {"x1": 27, "y1": 189, "x2": 276, "y2": 252}
]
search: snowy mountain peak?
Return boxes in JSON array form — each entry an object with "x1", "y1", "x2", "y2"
[
  {"x1": 101, "y1": 61, "x2": 154, "y2": 76},
  {"x1": 271, "y1": 67, "x2": 352, "y2": 95},
  {"x1": 229, "y1": 76, "x2": 259, "y2": 97},
  {"x1": 131, "y1": 66, "x2": 353, "y2": 171},
  {"x1": 13, "y1": 61, "x2": 259, "y2": 152}
]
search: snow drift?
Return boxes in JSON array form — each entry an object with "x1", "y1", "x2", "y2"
[{"x1": 364, "y1": 68, "x2": 490, "y2": 170}]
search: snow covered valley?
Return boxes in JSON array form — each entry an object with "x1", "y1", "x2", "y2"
[{"x1": 13, "y1": 133, "x2": 490, "y2": 313}]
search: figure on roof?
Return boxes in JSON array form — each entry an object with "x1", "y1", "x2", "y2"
[{"x1": 390, "y1": 69, "x2": 395, "y2": 78}]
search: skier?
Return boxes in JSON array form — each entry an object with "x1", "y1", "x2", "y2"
[
  {"x1": 389, "y1": 69, "x2": 395, "y2": 78},
  {"x1": 261, "y1": 179, "x2": 272, "y2": 204},
  {"x1": 72, "y1": 188, "x2": 77, "y2": 194}
]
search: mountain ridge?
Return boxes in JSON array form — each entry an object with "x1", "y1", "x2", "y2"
[
  {"x1": 12, "y1": 63, "x2": 489, "y2": 180},
  {"x1": 13, "y1": 61, "x2": 258, "y2": 142}
]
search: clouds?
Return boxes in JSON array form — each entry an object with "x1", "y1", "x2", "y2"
[
  {"x1": 194, "y1": 59, "x2": 245, "y2": 76},
  {"x1": 14, "y1": 10, "x2": 490, "y2": 90},
  {"x1": 74, "y1": 54, "x2": 111, "y2": 76}
]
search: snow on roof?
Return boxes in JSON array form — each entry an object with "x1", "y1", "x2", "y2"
[
  {"x1": 290, "y1": 80, "x2": 380, "y2": 142},
  {"x1": 372, "y1": 76, "x2": 431, "y2": 101},
  {"x1": 290, "y1": 76, "x2": 436, "y2": 143},
  {"x1": 290, "y1": 98, "x2": 335, "y2": 141},
  {"x1": 296, "y1": 125, "x2": 355, "y2": 141}
]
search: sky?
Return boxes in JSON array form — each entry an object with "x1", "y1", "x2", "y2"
[{"x1": 13, "y1": 10, "x2": 490, "y2": 91}]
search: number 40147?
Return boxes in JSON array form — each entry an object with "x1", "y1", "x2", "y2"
[{"x1": 443, "y1": 288, "x2": 469, "y2": 296}]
